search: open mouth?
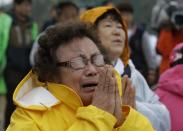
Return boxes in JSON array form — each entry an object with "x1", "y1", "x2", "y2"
[{"x1": 82, "y1": 83, "x2": 98, "y2": 88}]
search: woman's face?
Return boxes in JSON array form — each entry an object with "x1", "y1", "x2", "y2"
[
  {"x1": 55, "y1": 37, "x2": 103, "y2": 106},
  {"x1": 97, "y1": 15, "x2": 126, "y2": 61}
]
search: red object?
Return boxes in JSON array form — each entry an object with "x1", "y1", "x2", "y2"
[{"x1": 157, "y1": 29, "x2": 183, "y2": 74}]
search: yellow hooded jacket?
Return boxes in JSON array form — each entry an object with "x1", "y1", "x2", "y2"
[
  {"x1": 7, "y1": 70, "x2": 154, "y2": 131},
  {"x1": 80, "y1": 6, "x2": 130, "y2": 66}
]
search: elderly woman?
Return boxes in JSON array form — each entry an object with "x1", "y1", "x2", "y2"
[
  {"x1": 7, "y1": 22, "x2": 154, "y2": 130},
  {"x1": 80, "y1": 6, "x2": 170, "y2": 131}
]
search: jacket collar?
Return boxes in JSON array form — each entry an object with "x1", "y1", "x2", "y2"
[
  {"x1": 14, "y1": 70, "x2": 122, "y2": 111},
  {"x1": 47, "y1": 82, "x2": 83, "y2": 110},
  {"x1": 13, "y1": 71, "x2": 83, "y2": 111}
]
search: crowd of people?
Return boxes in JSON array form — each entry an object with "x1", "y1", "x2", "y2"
[{"x1": 0, "y1": 0, "x2": 183, "y2": 131}]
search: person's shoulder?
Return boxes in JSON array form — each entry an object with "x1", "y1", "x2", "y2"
[
  {"x1": 128, "y1": 60, "x2": 136, "y2": 72},
  {"x1": 128, "y1": 60, "x2": 144, "y2": 77},
  {"x1": 128, "y1": 59, "x2": 150, "y2": 87}
]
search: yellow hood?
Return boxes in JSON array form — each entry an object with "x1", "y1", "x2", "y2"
[
  {"x1": 80, "y1": 6, "x2": 130, "y2": 66},
  {"x1": 13, "y1": 71, "x2": 60, "y2": 111}
]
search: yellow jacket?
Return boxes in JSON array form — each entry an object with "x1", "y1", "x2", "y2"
[{"x1": 7, "y1": 71, "x2": 154, "y2": 131}]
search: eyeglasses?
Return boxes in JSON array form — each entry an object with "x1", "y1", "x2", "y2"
[{"x1": 56, "y1": 53, "x2": 105, "y2": 70}]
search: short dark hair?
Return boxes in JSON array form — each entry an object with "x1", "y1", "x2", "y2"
[
  {"x1": 56, "y1": 1, "x2": 79, "y2": 16},
  {"x1": 95, "y1": 9, "x2": 122, "y2": 26},
  {"x1": 14, "y1": 0, "x2": 32, "y2": 4},
  {"x1": 33, "y1": 22, "x2": 103, "y2": 82},
  {"x1": 116, "y1": 2, "x2": 134, "y2": 14}
]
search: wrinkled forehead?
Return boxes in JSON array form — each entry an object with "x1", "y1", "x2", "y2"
[{"x1": 56, "y1": 37, "x2": 100, "y2": 61}]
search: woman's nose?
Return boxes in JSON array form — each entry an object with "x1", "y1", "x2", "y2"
[
  {"x1": 85, "y1": 62, "x2": 98, "y2": 76},
  {"x1": 112, "y1": 26, "x2": 121, "y2": 35}
]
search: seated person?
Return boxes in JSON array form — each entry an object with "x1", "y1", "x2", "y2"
[{"x1": 7, "y1": 22, "x2": 154, "y2": 131}]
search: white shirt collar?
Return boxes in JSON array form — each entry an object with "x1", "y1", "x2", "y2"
[{"x1": 114, "y1": 58, "x2": 124, "y2": 75}]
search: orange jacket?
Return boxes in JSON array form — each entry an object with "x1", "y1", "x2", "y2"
[{"x1": 157, "y1": 29, "x2": 183, "y2": 74}]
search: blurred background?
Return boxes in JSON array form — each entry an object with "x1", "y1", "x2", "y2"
[
  {"x1": 1, "y1": 0, "x2": 183, "y2": 130},
  {"x1": 0, "y1": 0, "x2": 156, "y2": 28}
]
